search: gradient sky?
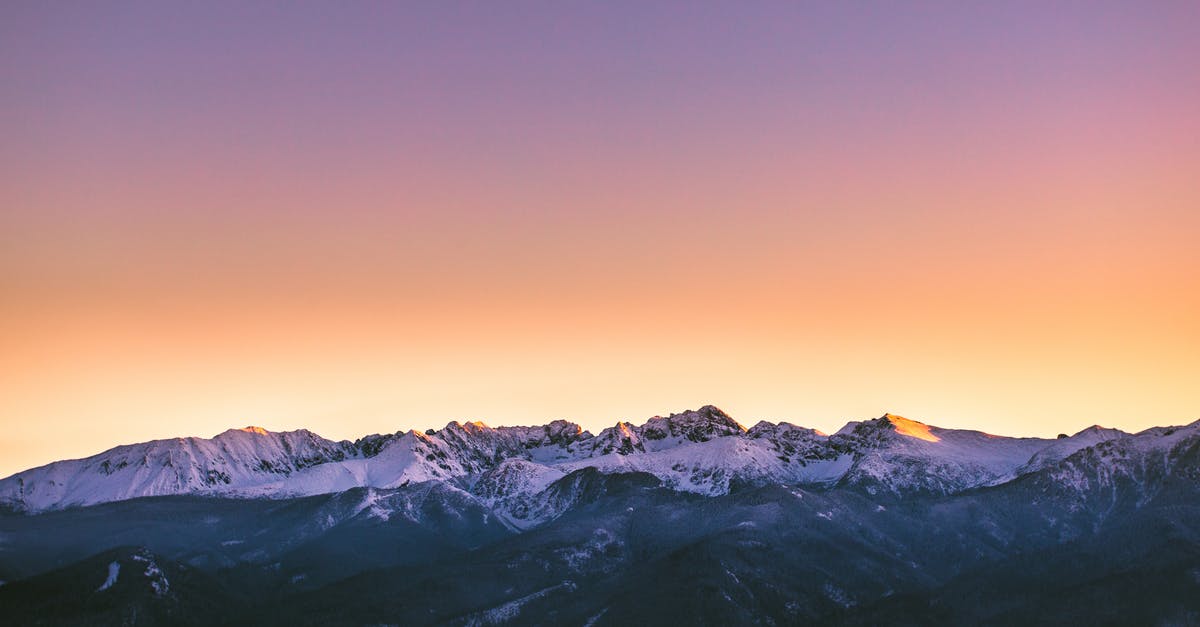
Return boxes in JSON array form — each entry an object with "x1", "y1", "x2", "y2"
[{"x1": 2, "y1": 1, "x2": 1198, "y2": 477}]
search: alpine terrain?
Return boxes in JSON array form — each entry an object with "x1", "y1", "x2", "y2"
[{"x1": 2, "y1": 405, "x2": 1198, "y2": 625}]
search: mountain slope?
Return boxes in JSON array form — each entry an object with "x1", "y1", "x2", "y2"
[
  {"x1": 0, "y1": 428, "x2": 360, "y2": 512},
  {"x1": 0, "y1": 546, "x2": 242, "y2": 626},
  {"x1": 0, "y1": 406, "x2": 1187, "y2": 514}
]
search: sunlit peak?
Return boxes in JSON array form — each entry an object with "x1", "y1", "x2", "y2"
[
  {"x1": 883, "y1": 414, "x2": 941, "y2": 442},
  {"x1": 239, "y1": 426, "x2": 270, "y2": 436}
]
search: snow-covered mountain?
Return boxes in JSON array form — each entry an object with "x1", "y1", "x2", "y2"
[
  {"x1": 0, "y1": 427, "x2": 360, "y2": 511},
  {"x1": 1026, "y1": 419, "x2": 1200, "y2": 508},
  {"x1": 3, "y1": 408, "x2": 1200, "y2": 626},
  {"x1": 2, "y1": 405, "x2": 1186, "y2": 514}
]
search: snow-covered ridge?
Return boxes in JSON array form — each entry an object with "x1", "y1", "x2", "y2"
[{"x1": 1, "y1": 405, "x2": 1194, "y2": 513}]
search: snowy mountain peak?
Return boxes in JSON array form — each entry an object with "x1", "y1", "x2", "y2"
[
  {"x1": 538, "y1": 419, "x2": 587, "y2": 440},
  {"x1": 640, "y1": 405, "x2": 745, "y2": 442},
  {"x1": 834, "y1": 413, "x2": 939, "y2": 444},
  {"x1": 746, "y1": 421, "x2": 825, "y2": 440},
  {"x1": 237, "y1": 426, "x2": 270, "y2": 436},
  {"x1": 879, "y1": 414, "x2": 941, "y2": 442},
  {"x1": 1071, "y1": 425, "x2": 1125, "y2": 438},
  {"x1": 493, "y1": 419, "x2": 589, "y2": 447},
  {"x1": 0, "y1": 427, "x2": 361, "y2": 511},
  {"x1": 444, "y1": 420, "x2": 490, "y2": 434},
  {"x1": 1015, "y1": 423, "x2": 1129, "y2": 475},
  {"x1": 588, "y1": 422, "x2": 644, "y2": 456}
]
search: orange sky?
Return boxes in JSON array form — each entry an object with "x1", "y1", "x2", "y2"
[{"x1": 1, "y1": 2, "x2": 1198, "y2": 477}]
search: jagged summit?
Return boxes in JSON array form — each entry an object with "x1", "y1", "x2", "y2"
[
  {"x1": 237, "y1": 426, "x2": 270, "y2": 436},
  {"x1": 444, "y1": 420, "x2": 490, "y2": 432},
  {"x1": 747, "y1": 420, "x2": 826, "y2": 439},
  {"x1": 640, "y1": 404, "x2": 745, "y2": 441}
]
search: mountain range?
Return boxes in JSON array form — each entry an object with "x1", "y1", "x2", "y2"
[{"x1": 2, "y1": 405, "x2": 1199, "y2": 625}]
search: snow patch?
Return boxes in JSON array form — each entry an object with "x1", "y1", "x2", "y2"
[
  {"x1": 583, "y1": 608, "x2": 608, "y2": 627},
  {"x1": 556, "y1": 529, "x2": 622, "y2": 573},
  {"x1": 131, "y1": 551, "x2": 170, "y2": 597},
  {"x1": 824, "y1": 582, "x2": 853, "y2": 607},
  {"x1": 96, "y1": 561, "x2": 120, "y2": 592},
  {"x1": 462, "y1": 581, "x2": 578, "y2": 626}
]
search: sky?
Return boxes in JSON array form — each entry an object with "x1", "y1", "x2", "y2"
[{"x1": 1, "y1": 1, "x2": 1198, "y2": 477}]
